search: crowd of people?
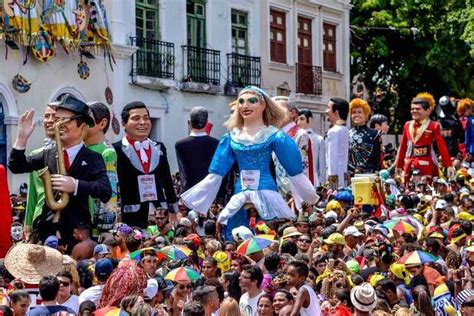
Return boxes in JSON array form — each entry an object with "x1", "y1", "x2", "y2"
[{"x1": 1, "y1": 87, "x2": 474, "y2": 316}]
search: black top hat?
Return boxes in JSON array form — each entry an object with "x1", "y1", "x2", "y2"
[{"x1": 49, "y1": 94, "x2": 95, "y2": 127}]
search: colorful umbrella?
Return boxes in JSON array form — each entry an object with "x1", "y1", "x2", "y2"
[
  {"x1": 383, "y1": 219, "x2": 416, "y2": 234},
  {"x1": 94, "y1": 307, "x2": 129, "y2": 316},
  {"x1": 158, "y1": 245, "x2": 192, "y2": 261},
  {"x1": 236, "y1": 234, "x2": 275, "y2": 255},
  {"x1": 129, "y1": 247, "x2": 165, "y2": 261},
  {"x1": 398, "y1": 250, "x2": 439, "y2": 265},
  {"x1": 165, "y1": 267, "x2": 201, "y2": 282}
]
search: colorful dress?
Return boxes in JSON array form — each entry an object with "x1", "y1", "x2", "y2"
[
  {"x1": 348, "y1": 125, "x2": 382, "y2": 174},
  {"x1": 181, "y1": 126, "x2": 317, "y2": 223}
]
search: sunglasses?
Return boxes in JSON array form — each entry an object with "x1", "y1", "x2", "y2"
[
  {"x1": 59, "y1": 280, "x2": 70, "y2": 287},
  {"x1": 298, "y1": 239, "x2": 311, "y2": 244},
  {"x1": 178, "y1": 284, "x2": 193, "y2": 290},
  {"x1": 238, "y1": 97, "x2": 259, "y2": 105}
]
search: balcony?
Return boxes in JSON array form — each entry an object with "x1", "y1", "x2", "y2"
[
  {"x1": 130, "y1": 37, "x2": 177, "y2": 90},
  {"x1": 296, "y1": 63, "x2": 323, "y2": 96},
  {"x1": 225, "y1": 53, "x2": 261, "y2": 96},
  {"x1": 181, "y1": 45, "x2": 222, "y2": 94}
]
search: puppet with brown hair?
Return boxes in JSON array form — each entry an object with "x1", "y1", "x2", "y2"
[
  {"x1": 182, "y1": 86, "x2": 318, "y2": 236},
  {"x1": 348, "y1": 98, "x2": 382, "y2": 174},
  {"x1": 460, "y1": 98, "x2": 474, "y2": 156},
  {"x1": 395, "y1": 93, "x2": 454, "y2": 183}
]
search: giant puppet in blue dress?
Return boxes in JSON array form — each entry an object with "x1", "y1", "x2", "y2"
[{"x1": 181, "y1": 86, "x2": 318, "y2": 228}]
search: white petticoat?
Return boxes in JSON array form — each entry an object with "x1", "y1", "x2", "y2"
[{"x1": 181, "y1": 173, "x2": 318, "y2": 224}]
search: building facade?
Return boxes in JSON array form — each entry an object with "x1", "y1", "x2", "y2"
[{"x1": 1, "y1": 0, "x2": 351, "y2": 191}]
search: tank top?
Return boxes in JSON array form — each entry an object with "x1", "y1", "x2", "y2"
[{"x1": 300, "y1": 284, "x2": 322, "y2": 316}]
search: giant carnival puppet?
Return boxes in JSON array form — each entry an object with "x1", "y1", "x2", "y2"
[
  {"x1": 181, "y1": 86, "x2": 318, "y2": 239},
  {"x1": 395, "y1": 93, "x2": 455, "y2": 183},
  {"x1": 436, "y1": 96, "x2": 464, "y2": 158}
]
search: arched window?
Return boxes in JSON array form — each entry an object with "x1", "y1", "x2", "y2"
[{"x1": 0, "y1": 102, "x2": 6, "y2": 166}]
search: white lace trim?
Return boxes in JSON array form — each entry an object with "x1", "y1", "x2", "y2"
[{"x1": 230, "y1": 126, "x2": 279, "y2": 146}]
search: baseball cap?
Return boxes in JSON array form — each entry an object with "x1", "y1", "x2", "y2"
[
  {"x1": 144, "y1": 278, "x2": 158, "y2": 300},
  {"x1": 95, "y1": 258, "x2": 113, "y2": 278},
  {"x1": 183, "y1": 234, "x2": 201, "y2": 247},
  {"x1": 324, "y1": 233, "x2": 345, "y2": 245},
  {"x1": 435, "y1": 199, "x2": 448, "y2": 210},
  {"x1": 343, "y1": 226, "x2": 363, "y2": 237},
  {"x1": 94, "y1": 244, "x2": 110, "y2": 256},
  {"x1": 110, "y1": 223, "x2": 133, "y2": 235},
  {"x1": 155, "y1": 276, "x2": 174, "y2": 292},
  {"x1": 44, "y1": 235, "x2": 59, "y2": 249},
  {"x1": 437, "y1": 178, "x2": 448, "y2": 186},
  {"x1": 178, "y1": 218, "x2": 192, "y2": 228}
]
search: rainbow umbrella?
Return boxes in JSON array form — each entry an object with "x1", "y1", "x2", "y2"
[
  {"x1": 94, "y1": 307, "x2": 129, "y2": 316},
  {"x1": 165, "y1": 267, "x2": 201, "y2": 282},
  {"x1": 129, "y1": 247, "x2": 165, "y2": 261},
  {"x1": 398, "y1": 250, "x2": 438, "y2": 265},
  {"x1": 236, "y1": 234, "x2": 275, "y2": 255},
  {"x1": 158, "y1": 245, "x2": 192, "y2": 261},
  {"x1": 383, "y1": 219, "x2": 416, "y2": 234}
]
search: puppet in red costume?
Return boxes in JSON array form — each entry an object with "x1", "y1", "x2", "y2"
[
  {"x1": 0, "y1": 164, "x2": 12, "y2": 257},
  {"x1": 395, "y1": 93, "x2": 455, "y2": 183}
]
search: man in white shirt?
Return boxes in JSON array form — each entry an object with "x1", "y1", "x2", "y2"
[
  {"x1": 297, "y1": 109, "x2": 326, "y2": 186},
  {"x1": 239, "y1": 265, "x2": 264, "y2": 316},
  {"x1": 325, "y1": 98, "x2": 350, "y2": 189}
]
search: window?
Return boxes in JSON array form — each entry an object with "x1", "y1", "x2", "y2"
[
  {"x1": 0, "y1": 102, "x2": 6, "y2": 167},
  {"x1": 231, "y1": 9, "x2": 248, "y2": 55},
  {"x1": 297, "y1": 16, "x2": 312, "y2": 64},
  {"x1": 323, "y1": 23, "x2": 336, "y2": 72},
  {"x1": 136, "y1": 0, "x2": 160, "y2": 39},
  {"x1": 187, "y1": 0, "x2": 206, "y2": 47},
  {"x1": 270, "y1": 9, "x2": 286, "y2": 63}
]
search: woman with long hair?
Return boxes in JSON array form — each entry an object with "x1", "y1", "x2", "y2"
[
  {"x1": 222, "y1": 270, "x2": 242, "y2": 301},
  {"x1": 182, "y1": 86, "x2": 317, "y2": 233},
  {"x1": 412, "y1": 285, "x2": 435, "y2": 316}
]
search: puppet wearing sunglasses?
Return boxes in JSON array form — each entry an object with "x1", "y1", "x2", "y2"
[{"x1": 181, "y1": 86, "x2": 318, "y2": 236}]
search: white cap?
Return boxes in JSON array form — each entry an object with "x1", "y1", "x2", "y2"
[
  {"x1": 435, "y1": 199, "x2": 448, "y2": 210},
  {"x1": 324, "y1": 211, "x2": 338, "y2": 221},
  {"x1": 437, "y1": 178, "x2": 448, "y2": 186},
  {"x1": 232, "y1": 226, "x2": 253, "y2": 242},
  {"x1": 145, "y1": 278, "x2": 158, "y2": 300},
  {"x1": 178, "y1": 217, "x2": 192, "y2": 228},
  {"x1": 344, "y1": 226, "x2": 363, "y2": 237}
]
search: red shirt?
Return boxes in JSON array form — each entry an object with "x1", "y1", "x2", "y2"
[{"x1": 126, "y1": 136, "x2": 152, "y2": 174}]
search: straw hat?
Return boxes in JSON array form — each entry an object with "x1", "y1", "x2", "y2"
[{"x1": 5, "y1": 244, "x2": 63, "y2": 284}]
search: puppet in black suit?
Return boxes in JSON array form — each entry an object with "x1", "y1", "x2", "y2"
[
  {"x1": 175, "y1": 106, "x2": 219, "y2": 193},
  {"x1": 113, "y1": 102, "x2": 177, "y2": 228},
  {"x1": 8, "y1": 96, "x2": 112, "y2": 250}
]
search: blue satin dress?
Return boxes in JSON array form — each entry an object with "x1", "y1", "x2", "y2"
[{"x1": 181, "y1": 126, "x2": 317, "y2": 230}]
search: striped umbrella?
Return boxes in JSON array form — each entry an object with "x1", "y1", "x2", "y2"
[
  {"x1": 158, "y1": 245, "x2": 192, "y2": 261},
  {"x1": 398, "y1": 250, "x2": 438, "y2": 265},
  {"x1": 129, "y1": 247, "x2": 166, "y2": 261},
  {"x1": 236, "y1": 234, "x2": 275, "y2": 255},
  {"x1": 165, "y1": 267, "x2": 201, "y2": 282},
  {"x1": 383, "y1": 219, "x2": 416, "y2": 234}
]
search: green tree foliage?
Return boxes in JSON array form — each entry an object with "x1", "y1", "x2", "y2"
[{"x1": 351, "y1": 0, "x2": 473, "y2": 127}]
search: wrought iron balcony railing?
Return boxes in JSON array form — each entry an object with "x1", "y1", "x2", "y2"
[
  {"x1": 182, "y1": 45, "x2": 220, "y2": 85},
  {"x1": 296, "y1": 63, "x2": 322, "y2": 96},
  {"x1": 226, "y1": 53, "x2": 261, "y2": 88},
  {"x1": 130, "y1": 37, "x2": 175, "y2": 80}
]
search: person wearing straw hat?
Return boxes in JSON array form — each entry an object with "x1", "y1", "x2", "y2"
[
  {"x1": 4, "y1": 243, "x2": 63, "y2": 285},
  {"x1": 350, "y1": 283, "x2": 377, "y2": 315}
]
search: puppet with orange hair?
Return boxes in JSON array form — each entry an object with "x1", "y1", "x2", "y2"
[
  {"x1": 462, "y1": 98, "x2": 474, "y2": 155},
  {"x1": 395, "y1": 93, "x2": 454, "y2": 183},
  {"x1": 348, "y1": 98, "x2": 383, "y2": 173}
]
